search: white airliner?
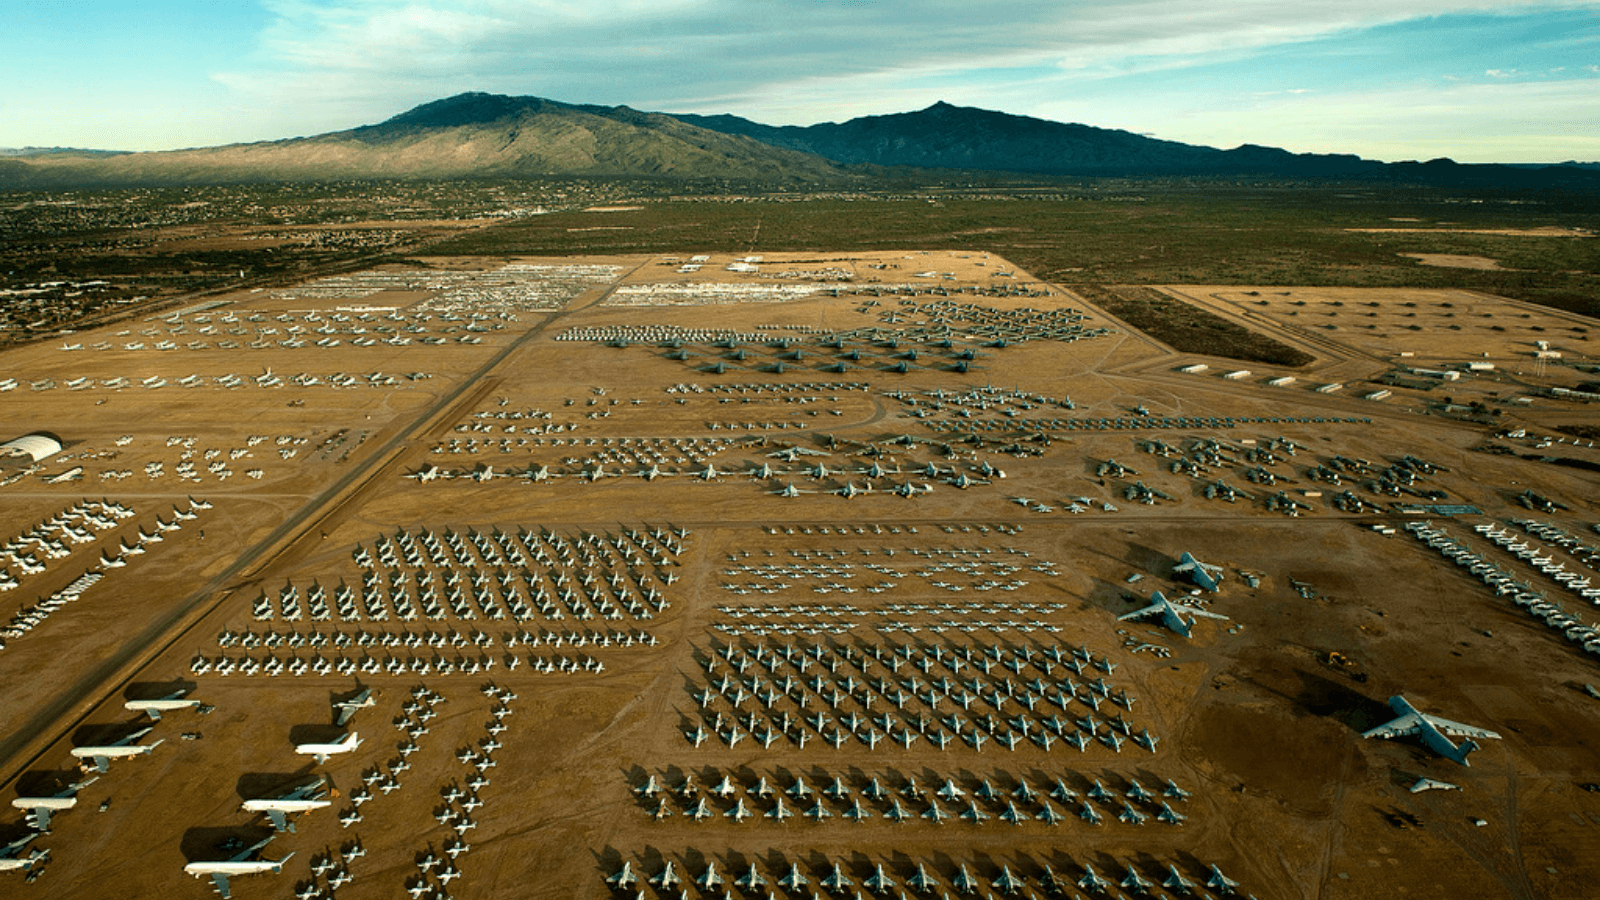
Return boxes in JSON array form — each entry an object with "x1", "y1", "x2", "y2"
[
  {"x1": 242, "y1": 777, "x2": 331, "y2": 832},
  {"x1": 70, "y1": 726, "x2": 164, "y2": 772},
  {"x1": 124, "y1": 689, "x2": 200, "y2": 720},
  {"x1": 11, "y1": 776, "x2": 98, "y2": 831},
  {"x1": 183, "y1": 837, "x2": 294, "y2": 898},
  {"x1": 294, "y1": 731, "x2": 361, "y2": 764}
]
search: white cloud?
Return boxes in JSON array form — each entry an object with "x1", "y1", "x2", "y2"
[{"x1": 50, "y1": 0, "x2": 1596, "y2": 157}]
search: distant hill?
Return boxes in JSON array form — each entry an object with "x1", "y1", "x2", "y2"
[
  {"x1": 2, "y1": 92, "x2": 1597, "y2": 190},
  {"x1": 0, "y1": 93, "x2": 854, "y2": 187},
  {"x1": 673, "y1": 101, "x2": 1381, "y2": 178},
  {"x1": 0, "y1": 146, "x2": 124, "y2": 158}
]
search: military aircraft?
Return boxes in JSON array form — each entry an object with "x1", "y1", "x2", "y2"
[
  {"x1": 11, "y1": 775, "x2": 98, "y2": 831},
  {"x1": 333, "y1": 688, "x2": 376, "y2": 726},
  {"x1": 606, "y1": 861, "x2": 638, "y2": 889},
  {"x1": 696, "y1": 861, "x2": 724, "y2": 891},
  {"x1": 993, "y1": 865, "x2": 1026, "y2": 895},
  {"x1": 1077, "y1": 863, "x2": 1112, "y2": 893},
  {"x1": 648, "y1": 860, "x2": 680, "y2": 889},
  {"x1": 294, "y1": 731, "x2": 361, "y2": 764},
  {"x1": 1121, "y1": 865, "x2": 1155, "y2": 893},
  {"x1": 951, "y1": 864, "x2": 982, "y2": 894},
  {"x1": 1163, "y1": 864, "x2": 1197, "y2": 893},
  {"x1": 906, "y1": 863, "x2": 939, "y2": 893},
  {"x1": 777, "y1": 863, "x2": 809, "y2": 891},
  {"x1": 820, "y1": 861, "x2": 854, "y2": 893},
  {"x1": 1206, "y1": 864, "x2": 1240, "y2": 894},
  {"x1": 864, "y1": 863, "x2": 896, "y2": 893},
  {"x1": 0, "y1": 834, "x2": 47, "y2": 873},
  {"x1": 242, "y1": 777, "x2": 331, "y2": 832},
  {"x1": 71, "y1": 726, "x2": 164, "y2": 772},
  {"x1": 1362, "y1": 694, "x2": 1502, "y2": 765},
  {"x1": 183, "y1": 836, "x2": 294, "y2": 899},
  {"x1": 1173, "y1": 551, "x2": 1225, "y2": 592},
  {"x1": 1117, "y1": 590, "x2": 1229, "y2": 638}
]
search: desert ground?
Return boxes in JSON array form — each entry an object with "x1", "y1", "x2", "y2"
[{"x1": 2, "y1": 249, "x2": 1599, "y2": 900}]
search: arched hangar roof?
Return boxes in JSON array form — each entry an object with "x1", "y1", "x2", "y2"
[{"x1": 1, "y1": 432, "x2": 64, "y2": 462}]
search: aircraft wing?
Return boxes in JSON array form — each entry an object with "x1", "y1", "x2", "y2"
[
  {"x1": 30, "y1": 807, "x2": 52, "y2": 832},
  {"x1": 1425, "y1": 716, "x2": 1502, "y2": 740},
  {"x1": 210, "y1": 873, "x2": 233, "y2": 899},
  {"x1": 1361, "y1": 714, "x2": 1423, "y2": 740},
  {"x1": 335, "y1": 707, "x2": 357, "y2": 727},
  {"x1": 89, "y1": 755, "x2": 111, "y2": 773},
  {"x1": 265, "y1": 809, "x2": 290, "y2": 832},
  {"x1": 1181, "y1": 605, "x2": 1230, "y2": 621},
  {"x1": 1116, "y1": 603, "x2": 1163, "y2": 624}
]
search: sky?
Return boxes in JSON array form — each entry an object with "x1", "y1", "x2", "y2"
[{"x1": 2, "y1": 0, "x2": 1597, "y2": 162}]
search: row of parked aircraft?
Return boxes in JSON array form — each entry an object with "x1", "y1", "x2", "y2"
[{"x1": 607, "y1": 856, "x2": 1243, "y2": 896}]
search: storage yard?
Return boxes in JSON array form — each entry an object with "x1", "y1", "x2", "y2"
[{"x1": 2, "y1": 250, "x2": 1599, "y2": 900}]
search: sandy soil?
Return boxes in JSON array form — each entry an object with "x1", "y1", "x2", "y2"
[{"x1": 1, "y1": 251, "x2": 1598, "y2": 900}]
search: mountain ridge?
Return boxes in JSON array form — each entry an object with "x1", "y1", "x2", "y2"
[{"x1": 1, "y1": 91, "x2": 1595, "y2": 189}]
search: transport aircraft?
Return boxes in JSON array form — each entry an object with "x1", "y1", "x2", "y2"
[
  {"x1": 1117, "y1": 590, "x2": 1229, "y2": 638},
  {"x1": 1173, "y1": 551, "x2": 1225, "y2": 591},
  {"x1": 1362, "y1": 695, "x2": 1501, "y2": 765}
]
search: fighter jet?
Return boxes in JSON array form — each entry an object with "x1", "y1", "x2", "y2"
[
  {"x1": 1077, "y1": 863, "x2": 1112, "y2": 893},
  {"x1": 294, "y1": 732, "x2": 361, "y2": 765},
  {"x1": 1117, "y1": 590, "x2": 1229, "y2": 638},
  {"x1": 951, "y1": 864, "x2": 982, "y2": 895},
  {"x1": 1362, "y1": 694, "x2": 1502, "y2": 765},
  {"x1": 906, "y1": 863, "x2": 939, "y2": 893},
  {"x1": 242, "y1": 776, "x2": 331, "y2": 832},
  {"x1": 1121, "y1": 865, "x2": 1155, "y2": 894},
  {"x1": 183, "y1": 836, "x2": 294, "y2": 899},
  {"x1": 11, "y1": 775, "x2": 98, "y2": 831},
  {"x1": 1163, "y1": 864, "x2": 1197, "y2": 893},
  {"x1": 864, "y1": 863, "x2": 896, "y2": 894},
  {"x1": 1206, "y1": 865, "x2": 1240, "y2": 894},
  {"x1": 734, "y1": 863, "x2": 767, "y2": 890},
  {"x1": 648, "y1": 861, "x2": 681, "y2": 889},
  {"x1": 777, "y1": 863, "x2": 809, "y2": 891},
  {"x1": 71, "y1": 726, "x2": 164, "y2": 772},
  {"x1": 696, "y1": 861, "x2": 724, "y2": 891},
  {"x1": 820, "y1": 861, "x2": 854, "y2": 893},
  {"x1": 1172, "y1": 552, "x2": 1224, "y2": 592},
  {"x1": 992, "y1": 865, "x2": 1026, "y2": 895}
]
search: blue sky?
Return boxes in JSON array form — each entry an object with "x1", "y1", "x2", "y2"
[{"x1": 3, "y1": 0, "x2": 1597, "y2": 162}]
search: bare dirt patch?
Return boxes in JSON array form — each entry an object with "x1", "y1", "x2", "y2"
[
  {"x1": 1350, "y1": 227, "x2": 1592, "y2": 237},
  {"x1": 1400, "y1": 253, "x2": 1510, "y2": 271}
]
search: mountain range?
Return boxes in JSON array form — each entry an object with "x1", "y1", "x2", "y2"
[{"x1": 2, "y1": 92, "x2": 1595, "y2": 189}]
